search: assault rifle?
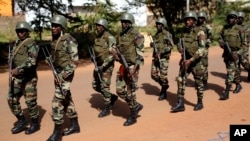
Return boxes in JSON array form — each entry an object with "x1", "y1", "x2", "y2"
[
  {"x1": 219, "y1": 35, "x2": 232, "y2": 54},
  {"x1": 179, "y1": 38, "x2": 187, "y2": 78},
  {"x1": 114, "y1": 47, "x2": 136, "y2": 89},
  {"x1": 88, "y1": 46, "x2": 102, "y2": 82},
  {"x1": 219, "y1": 35, "x2": 239, "y2": 67},
  {"x1": 40, "y1": 46, "x2": 66, "y2": 96},
  {"x1": 148, "y1": 35, "x2": 161, "y2": 68}
]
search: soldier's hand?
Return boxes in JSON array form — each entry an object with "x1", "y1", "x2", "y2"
[
  {"x1": 95, "y1": 66, "x2": 103, "y2": 73},
  {"x1": 184, "y1": 59, "x2": 192, "y2": 70},
  {"x1": 154, "y1": 52, "x2": 160, "y2": 59},
  {"x1": 113, "y1": 54, "x2": 120, "y2": 62},
  {"x1": 219, "y1": 41, "x2": 224, "y2": 48},
  {"x1": 11, "y1": 68, "x2": 19, "y2": 76},
  {"x1": 232, "y1": 52, "x2": 239, "y2": 61},
  {"x1": 150, "y1": 42, "x2": 154, "y2": 47}
]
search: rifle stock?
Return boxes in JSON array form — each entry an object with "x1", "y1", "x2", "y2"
[
  {"x1": 219, "y1": 35, "x2": 232, "y2": 54},
  {"x1": 115, "y1": 47, "x2": 136, "y2": 89},
  {"x1": 88, "y1": 46, "x2": 102, "y2": 82},
  {"x1": 41, "y1": 46, "x2": 66, "y2": 96}
]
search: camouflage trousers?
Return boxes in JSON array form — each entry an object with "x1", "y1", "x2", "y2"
[
  {"x1": 223, "y1": 55, "x2": 240, "y2": 85},
  {"x1": 92, "y1": 64, "x2": 114, "y2": 106},
  {"x1": 239, "y1": 47, "x2": 250, "y2": 70},
  {"x1": 176, "y1": 59, "x2": 205, "y2": 99},
  {"x1": 151, "y1": 58, "x2": 169, "y2": 86},
  {"x1": 203, "y1": 51, "x2": 209, "y2": 83},
  {"x1": 52, "y1": 72, "x2": 78, "y2": 125},
  {"x1": 116, "y1": 64, "x2": 139, "y2": 109},
  {"x1": 7, "y1": 76, "x2": 39, "y2": 119}
]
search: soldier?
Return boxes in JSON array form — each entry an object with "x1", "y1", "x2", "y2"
[
  {"x1": 150, "y1": 17, "x2": 174, "y2": 100},
  {"x1": 7, "y1": 21, "x2": 40, "y2": 134},
  {"x1": 237, "y1": 11, "x2": 250, "y2": 81},
  {"x1": 171, "y1": 11, "x2": 207, "y2": 112},
  {"x1": 114, "y1": 13, "x2": 144, "y2": 126},
  {"x1": 196, "y1": 11, "x2": 214, "y2": 90},
  {"x1": 47, "y1": 15, "x2": 80, "y2": 141},
  {"x1": 219, "y1": 11, "x2": 246, "y2": 100},
  {"x1": 91, "y1": 18, "x2": 118, "y2": 117}
]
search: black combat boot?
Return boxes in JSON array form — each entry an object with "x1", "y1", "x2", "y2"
[
  {"x1": 11, "y1": 115, "x2": 28, "y2": 134},
  {"x1": 158, "y1": 85, "x2": 168, "y2": 101},
  {"x1": 98, "y1": 105, "x2": 111, "y2": 118},
  {"x1": 47, "y1": 124, "x2": 62, "y2": 141},
  {"x1": 233, "y1": 83, "x2": 242, "y2": 93},
  {"x1": 171, "y1": 97, "x2": 185, "y2": 112},
  {"x1": 123, "y1": 103, "x2": 143, "y2": 126},
  {"x1": 25, "y1": 117, "x2": 40, "y2": 134},
  {"x1": 220, "y1": 84, "x2": 230, "y2": 100},
  {"x1": 62, "y1": 117, "x2": 80, "y2": 136},
  {"x1": 98, "y1": 94, "x2": 118, "y2": 118},
  {"x1": 194, "y1": 98, "x2": 203, "y2": 111}
]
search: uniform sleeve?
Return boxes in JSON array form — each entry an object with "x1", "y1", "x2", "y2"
[
  {"x1": 206, "y1": 24, "x2": 213, "y2": 44},
  {"x1": 102, "y1": 35, "x2": 116, "y2": 68},
  {"x1": 134, "y1": 33, "x2": 144, "y2": 65},
  {"x1": 190, "y1": 30, "x2": 207, "y2": 62},
  {"x1": 238, "y1": 26, "x2": 248, "y2": 54},
  {"x1": 61, "y1": 37, "x2": 79, "y2": 78},
  {"x1": 162, "y1": 32, "x2": 174, "y2": 53},
  {"x1": 17, "y1": 42, "x2": 39, "y2": 73}
]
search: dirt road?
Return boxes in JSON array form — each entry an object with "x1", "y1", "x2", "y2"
[{"x1": 0, "y1": 46, "x2": 249, "y2": 141}]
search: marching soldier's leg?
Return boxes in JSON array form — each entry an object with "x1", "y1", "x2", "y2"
[
  {"x1": 62, "y1": 90, "x2": 80, "y2": 136},
  {"x1": 24, "y1": 77, "x2": 40, "y2": 135},
  {"x1": 158, "y1": 58, "x2": 170, "y2": 100},
  {"x1": 7, "y1": 78, "x2": 28, "y2": 134},
  {"x1": 220, "y1": 59, "x2": 233, "y2": 100},
  {"x1": 47, "y1": 86, "x2": 64, "y2": 141},
  {"x1": 171, "y1": 74, "x2": 185, "y2": 112},
  {"x1": 98, "y1": 66, "x2": 117, "y2": 118},
  {"x1": 193, "y1": 68, "x2": 204, "y2": 111}
]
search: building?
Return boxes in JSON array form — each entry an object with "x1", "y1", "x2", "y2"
[{"x1": 0, "y1": 0, "x2": 13, "y2": 16}]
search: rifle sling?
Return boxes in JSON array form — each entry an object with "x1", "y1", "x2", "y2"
[{"x1": 13, "y1": 38, "x2": 32, "y2": 57}]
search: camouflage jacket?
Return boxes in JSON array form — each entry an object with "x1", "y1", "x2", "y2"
[
  {"x1": 93, "y1": 31, "x2": 116, "y2": 67},
  {"x1": 12, "y1": 37, "x2": 39, "y2": 76},
  {"x1": 181, "y1": 26, "x2": 207, "y2": 61},
  {"x1": 51, "y1": 34, "x2": 79, "y2": 78},
  {"x1": 117, "y1": 27, "x2": 144, "y2": 65}
]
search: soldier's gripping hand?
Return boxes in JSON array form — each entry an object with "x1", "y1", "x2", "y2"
[
  {"x1": 219, "y1": 41, "x2": 224, "y2": 48},
  {"x1": 95, "y1": 66, "x2": 103, "y2": 74},
  {"x1": 150, "y1": 42, "x2": 154, "y2": 47},
  {"x1": 11, "y1": 68, "x2": 19, "y2": 76},
  {"x1": 231, "y1": 52, "x2": 239, "y2": 61}
]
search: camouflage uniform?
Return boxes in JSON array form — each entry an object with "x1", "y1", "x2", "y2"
[
  {"x1": 92, "y1": 18, "x2": 118, "y2": 118},
  {"x1": 237, "y1": 11, "x2": 250, "y2": 81},
  {"x1": 150, "y1": 17, "x2": 174, "y2": 100},
  {"x1": 172, "y1": 11, "x2": 207, "y2": 112},
  {"x1": 47, "y1": 15, "x2": 80, "y2": 141},
  {"x1": 196, "y1": 12, "x2": 213, "y2": 89},
  {"x1": 7, "y1": 21, "x2": 40, "y2": 134},
  {"x1": 115, "y1": 13, "x2": 144, "y2": 126},
  {"x1": 219, "y1": 11, "x2": 246, "y2": 100},
  {"x1": 50, "y1": 33, "x2": 79, "y2": 124}
]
